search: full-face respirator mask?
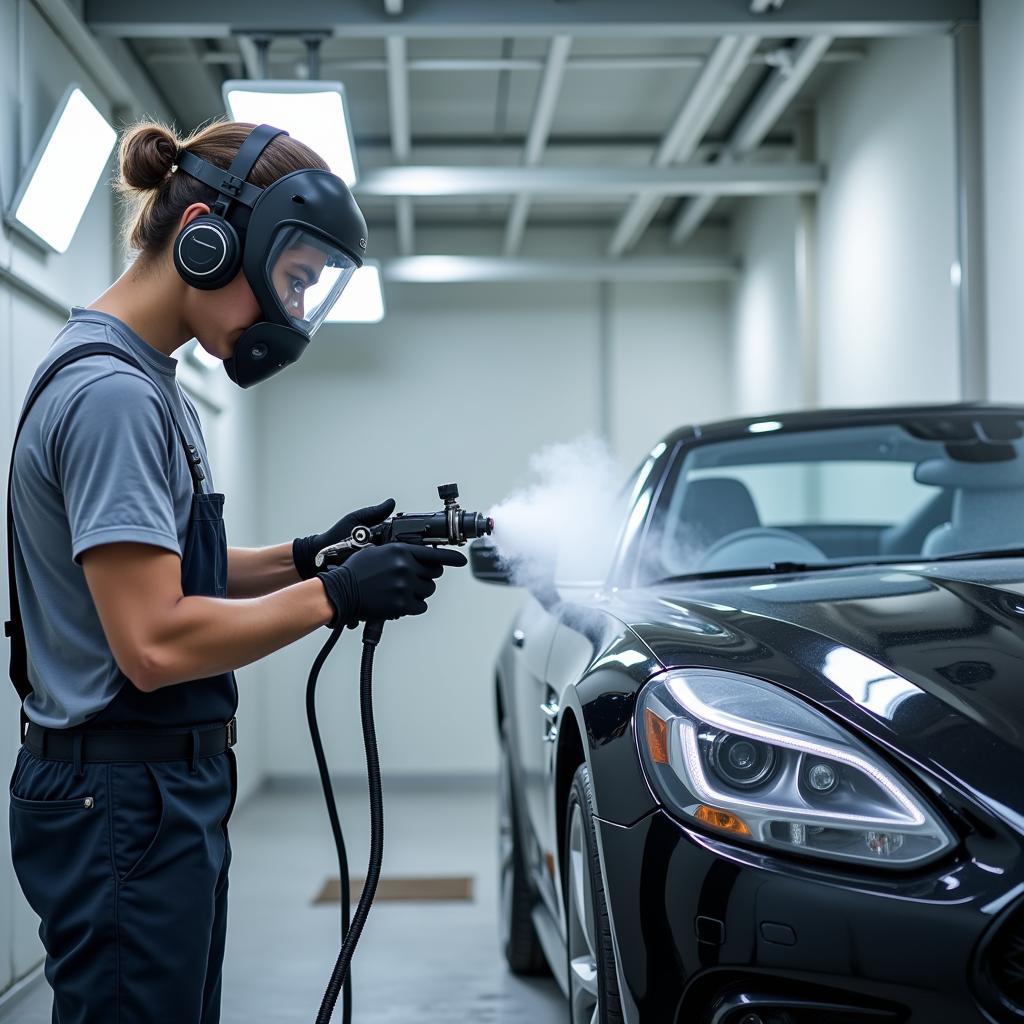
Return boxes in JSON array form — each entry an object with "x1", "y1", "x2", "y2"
[{"x1": 171, "y1": 123, "x2": 367, "y2": 388}]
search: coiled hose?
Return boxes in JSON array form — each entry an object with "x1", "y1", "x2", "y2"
[{"x1": 305, "y1": 618, "x2": 386, "y2": 1024}]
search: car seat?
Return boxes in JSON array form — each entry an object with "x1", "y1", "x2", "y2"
[{"x1": 916, "y1": 457, "x2": 1024, "y2": 558}]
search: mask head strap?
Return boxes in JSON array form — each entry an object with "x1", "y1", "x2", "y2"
[{"x1": 175, "y1": 124, "x2": 289, "y2": 218}]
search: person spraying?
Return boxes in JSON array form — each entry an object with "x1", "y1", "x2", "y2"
[{"x1": 5, "y1": 118, "x2": 464, "y2": 1024}]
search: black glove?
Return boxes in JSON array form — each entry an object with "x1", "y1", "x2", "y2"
[
  {"x1": 293, "y1": 498, "x2": 396, "y2": 580},
  {"x1": 318, "y1": 543, "x2": 468, "y2": 629}
]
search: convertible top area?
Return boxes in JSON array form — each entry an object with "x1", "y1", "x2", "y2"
[{"x1": 639, "y1": 406, "x2": 1024, "y2": 581}]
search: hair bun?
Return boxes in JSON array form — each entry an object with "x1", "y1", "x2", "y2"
[{"x1": 118, "y1": 122, "x2": 180, "y2": 191}]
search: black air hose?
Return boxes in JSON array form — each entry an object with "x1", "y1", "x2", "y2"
[{"x1": 306, "y1": 619, "x2": 387, "y2": 1024}]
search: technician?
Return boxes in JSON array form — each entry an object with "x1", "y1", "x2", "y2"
[{"x1": 5, "y1": 118, "x2": 464, "y2": 1024}]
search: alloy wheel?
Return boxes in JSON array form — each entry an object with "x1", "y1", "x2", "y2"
[{"x1": 567, "y1": 802, "x2": 599, "y2": 1024}]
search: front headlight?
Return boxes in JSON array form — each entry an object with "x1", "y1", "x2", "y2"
[{"x1": 637, "y1": 669, "x2": 956, "y2": 868}]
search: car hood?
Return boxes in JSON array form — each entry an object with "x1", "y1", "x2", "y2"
[{"x1": 606, "y1": 559, "x2": 1024, "y2": 827}]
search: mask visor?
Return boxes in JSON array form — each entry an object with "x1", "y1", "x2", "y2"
[{"x1": 266, "y1": 226, "x2": 358, "y2": 337}]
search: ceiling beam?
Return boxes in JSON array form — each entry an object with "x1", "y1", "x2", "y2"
[
  {"x1": 36, "y1": 0, "x2": 134, "y2": 106},
  {"x1": 354, "y1": 163, "x2": 823, "y2": 198},
  {"x1": 84, "y1": 0, "x2": 978, "y2": 39},
  {"x1": 503, "y1": 35, "x2": 571, "y2": 257},
  {"x1": 149, "y1": 46, "x2": 867, "y2": 72},
  {"x1": 607, "y1": 35, "x2": 759, "y2": 258},
  {"x1": 670, "y1": 34, "x2": 832, "y2": 245},
  {"x1": 383, "y1": 255, "x2": 740, "y2": 284}
]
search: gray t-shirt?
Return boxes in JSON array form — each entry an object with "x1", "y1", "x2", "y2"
[{"x1": 10, "y1": 307, "x2": 215, "y2": 729}]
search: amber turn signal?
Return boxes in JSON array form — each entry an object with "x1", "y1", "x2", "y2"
[
  {"x1": 644, "y1": 708, "x2": 669, "y2": 765},
  {"x1": 695, "y1": 804, "x2": 752, "y2": 837}
]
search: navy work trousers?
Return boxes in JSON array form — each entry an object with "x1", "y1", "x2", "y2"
[{"x1": 8, "y1": 743, "x2": 237, "y2": 1023}]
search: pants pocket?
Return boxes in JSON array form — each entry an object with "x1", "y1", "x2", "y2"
[
  {"x1": 9, "y1": 758, "x2": 107, "y2": 925},
  {"x1": 110, "y1": 761, "x2": 167, "y2": 883},
  {"x1": 9, "y1": 792, "x2": 95, "y2": 812}
]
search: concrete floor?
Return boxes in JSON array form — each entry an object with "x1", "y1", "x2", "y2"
[{"x1": 1, "y1": 779, "x2": 565, "y2": 1023}]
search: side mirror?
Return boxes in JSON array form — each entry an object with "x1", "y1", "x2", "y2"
[{"x1": 470, "y1": 539, "x2": 515, "y2": 586}]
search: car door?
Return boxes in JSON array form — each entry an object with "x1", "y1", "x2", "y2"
[{"x1": 508, "y1": 592, "x2": 561, "y2": 891}]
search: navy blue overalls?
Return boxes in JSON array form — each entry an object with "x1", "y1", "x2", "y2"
[{"x1": 5, "y1": 340, "x2": 240, "y2": 1024}]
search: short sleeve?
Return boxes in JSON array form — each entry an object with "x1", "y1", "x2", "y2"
[{"x1": 53, "y1": 369, "x2": 182, "y2": 564}]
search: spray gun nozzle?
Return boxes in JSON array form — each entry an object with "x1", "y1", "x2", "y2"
[{"x1": 314, "y1": 482, "x2": 491, "y2": 569}]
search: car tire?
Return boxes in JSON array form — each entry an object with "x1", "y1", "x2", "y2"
[
  {"x1": 565, "y1": 763, "x2": 623, "y2": 1024},
  {"x1": 498, "y1": 717, "x2": 549, "y2": 975}
]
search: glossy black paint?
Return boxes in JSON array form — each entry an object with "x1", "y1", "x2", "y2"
[{"x1": 488, "y1": 404, "x2": 1024, "y2": 1024}]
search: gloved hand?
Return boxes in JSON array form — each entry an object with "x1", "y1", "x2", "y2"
[
  {"x1": 318, "y1": 543, "x2": 468, "y2": 629},
  {"x1": 293, "y1": 498, "x2": 396, "y2": 580}
]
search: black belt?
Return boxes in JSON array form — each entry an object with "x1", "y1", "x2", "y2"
[{"x1": 23, "y1": 717, "x2": 237, "y2": 763}]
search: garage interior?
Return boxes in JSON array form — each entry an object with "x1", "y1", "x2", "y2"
[{"x1": 0, "y1": 0, "x2": 1020, "y2": 1021}]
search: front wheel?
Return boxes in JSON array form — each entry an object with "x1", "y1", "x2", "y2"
[{"x1": 565, "y1": 763, "x2": 623, "y2": 1024}]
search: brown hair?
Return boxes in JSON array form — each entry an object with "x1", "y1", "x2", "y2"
[{"x1": 113, "y1": 117, "x2": 329, "y2": 261}]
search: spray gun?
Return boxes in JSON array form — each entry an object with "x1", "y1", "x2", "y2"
[
  {"x1": 306, "y1": 482, "x2": 494, "y2": 1024},
  {"x1": 313, "y1": 483, "x2": 494, "y2": 568}
]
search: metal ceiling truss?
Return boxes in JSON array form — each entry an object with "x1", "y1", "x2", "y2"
[
  {"x1": 503, "y1": 35, "x2": 571, "y2": 256},
  {"x1": 84, "y1": 0, "x2": 978, "y2": 39},
  {"x1": 606, "y1": 34, "x2": 760, "y2": 258},
  {"x1": 83, "y1": 0, "x2": 977, "y2": 273}
]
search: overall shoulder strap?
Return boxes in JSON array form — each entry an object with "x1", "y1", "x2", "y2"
[{"x1": 5, "y1": 341, "x2": 206, "y2": 741}]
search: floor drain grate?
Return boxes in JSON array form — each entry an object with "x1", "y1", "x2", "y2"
[{"x1": 313, "y1": 875, "x2": 475, "y2": 904}]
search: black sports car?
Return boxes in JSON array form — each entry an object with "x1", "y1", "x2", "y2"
[{"x1": 472, "y1": 404, "x2": 1024, "y2": 1024}]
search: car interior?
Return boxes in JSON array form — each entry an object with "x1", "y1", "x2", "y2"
[{"x1": 649, "y1": 420, "x2": 1024, "y2": 578}]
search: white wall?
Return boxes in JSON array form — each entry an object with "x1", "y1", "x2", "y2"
[
  {"x1": 982, "y1": 0, "x2": 1024, "y2": 402},
  {"x1": 257, "y1": 276, "x2": 731, "y2": 780},
  {"x1": 729, "y1": 196, "x2": 802, "y2": 417},
  {"x1": 0, "y1": 0, "x2": 125, "y2": 995},
  {"x1": 730, "y1": 35, "x2": 961, "y2": 414},
  {"x1": 816, "y1": 35, "x2": 960, "y2": 408}
]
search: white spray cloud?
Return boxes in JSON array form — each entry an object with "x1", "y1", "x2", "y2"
[
  {"x1": 487, "y1": 435, "x2": 625, "y2": 590},
  {"x1": 486, "y1": 435, "x2": 716, "y2": 595}
]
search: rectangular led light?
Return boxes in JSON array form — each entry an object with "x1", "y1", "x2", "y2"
[
  {"x1": 222, "y1": 80, "x2": 359, "y2": 186},
  {"x1": 8, "y1": 85, "x2": 116, "y2": 254},
  {"x1": 326, "y1": 262, "x2": 385, "y2": 323}
]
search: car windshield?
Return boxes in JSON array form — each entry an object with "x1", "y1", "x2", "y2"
[{"x1": 646, "y1": 415, "x2": 1024, "y2": 580}]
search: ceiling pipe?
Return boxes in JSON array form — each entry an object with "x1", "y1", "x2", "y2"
[{"x1": 670, "y1": 34, "x2": 833, "y2": 246}]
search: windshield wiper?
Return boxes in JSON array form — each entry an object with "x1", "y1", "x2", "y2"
[
  {"x1": 654, "y1": 560, "x2": 868, "y2": 584},
  {"x1": 652, "y1": 549, "x2": 1024, "y2": 585},
  {"x1": 927, "y1": 547, "x2": 1024, "y2": 563}
]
